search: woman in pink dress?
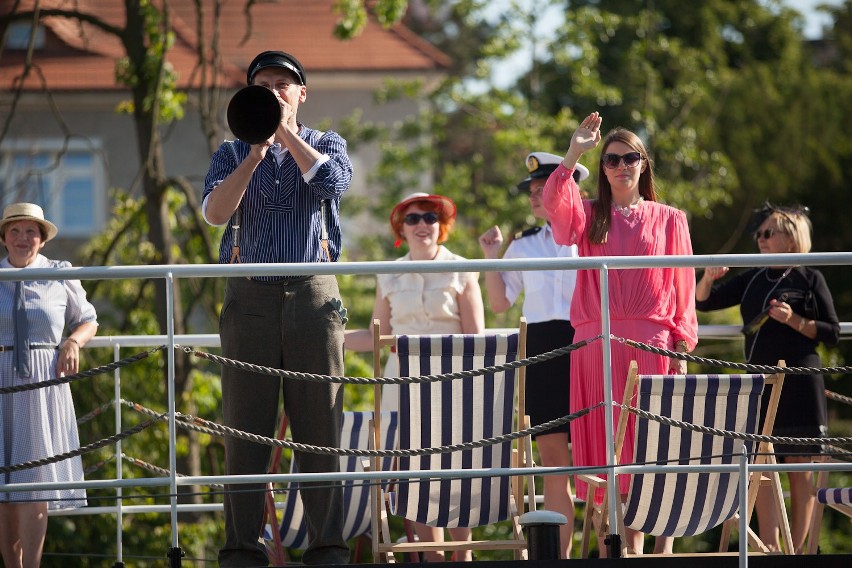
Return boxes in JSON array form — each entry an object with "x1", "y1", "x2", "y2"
[{"x1": 542, "y1": 112, "x2": 698, "y2": 555}]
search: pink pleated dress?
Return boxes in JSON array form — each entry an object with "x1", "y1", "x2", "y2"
[{"x1": 543, "y1": 164, "x2": 698, "y2": 504}]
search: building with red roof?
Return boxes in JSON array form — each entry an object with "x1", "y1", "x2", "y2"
[{"x1": 0, "y1": 0, "x2": 449, "y2": 251}]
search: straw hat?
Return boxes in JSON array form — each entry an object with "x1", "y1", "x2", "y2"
[{"x1": 0, "y1": 203, "x2": 59, "y2": 243}]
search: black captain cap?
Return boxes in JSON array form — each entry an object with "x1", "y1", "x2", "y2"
[{"x1": 247, "y1": 51, "x2": 306, "y2": 86}]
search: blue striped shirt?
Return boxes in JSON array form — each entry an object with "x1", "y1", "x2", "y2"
[{"x1": 202, "y1": 126, "x2": 352, "y2": 276}]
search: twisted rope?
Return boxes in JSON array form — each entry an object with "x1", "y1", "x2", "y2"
[
  {"x1": 185, "y1": 335, "x2": 602, "y2": 385},
  {"x1": 0, "y1": 346, "x2": 165, "y2": 395},
  {"x1": 77, "y1": 400, "x2": 115, "y2": 426},
  {"x1": 0, "y1": 417, "x2": 162, "y2": 474},
  {"x1": 824, "y1": 445, "x2": 852, "y2": 461},
  {"x1": 122, "y1": 454, "x2": 184, "y2": 478},
  {"x1": 616, "y1": 336, "x2": 852, "y2": 375},
  {"x1": 122, "y1": 398, "x2": 605, "y2": 457},
  {"x1": 84, "y1": 454, "x2": 117, "y2": 476},
  {"x1": 825, "y1": 389, "x2": 852, "y2": 406},
  {"x1": 616, "y1": 402, "x2": 852, "y2": 447},
  {"x1": 120, "y1": 454, "x2": 225, "y2": 488}
]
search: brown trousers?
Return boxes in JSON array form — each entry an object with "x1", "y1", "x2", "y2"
[{"x1": 217, "y1": 275, "x2": 349, "y2": 566}]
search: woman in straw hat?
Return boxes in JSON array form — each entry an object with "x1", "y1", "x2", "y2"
[
  {"x1": 345, "y1": 192, "x2": 482, "y2": 561},
  {"x1": 0, "y1": 203, "x2": 98, "y2": 568}
]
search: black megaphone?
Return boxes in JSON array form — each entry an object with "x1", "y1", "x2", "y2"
[{"x1": 226, "y1": 85, "x2": 282, "y2": 145}]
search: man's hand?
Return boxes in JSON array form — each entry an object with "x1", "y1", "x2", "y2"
[{"x1": 478, "y1": 225, "x2": 504, "y2": 259}]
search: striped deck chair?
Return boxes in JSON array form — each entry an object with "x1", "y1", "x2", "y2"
[
  {"x1": 579, "y1": 360, "x2": 791, "y2": 557},
  {"x1": 369, "y1": 318, "x2": 535, "y2": 562},
  {"x1": 264, "y1": 410, "x2": 398, "y2": 564},
  {"x1": 806, "y1": 464, "x2": 852, "y2": 553}
]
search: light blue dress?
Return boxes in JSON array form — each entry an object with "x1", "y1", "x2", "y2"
[{"x1": 1, "y1": 254, "x2": 97, "y2": 509}]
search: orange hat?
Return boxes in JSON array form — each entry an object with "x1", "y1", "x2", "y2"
[{"x1": 389, "y1": 192, "x2": 457, "y2": 246}]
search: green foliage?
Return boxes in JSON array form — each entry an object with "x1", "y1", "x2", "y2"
[
  {"x1": 114, "y1": 0, "x2": 186, "y2": 122},
  {"x1": 331, "y1": 0, "x2": 446, "y2": 38},
  {"x1": 334, "y1": 0, "x2": 369, "y2": 38}
]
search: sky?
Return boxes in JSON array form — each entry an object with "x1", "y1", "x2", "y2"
[
  {"x1": 788, "y1": 0, "x2": 843, "y2": 37},
  {"x1": 486, "y1": 0, "x2": 843, "y2": 89}
]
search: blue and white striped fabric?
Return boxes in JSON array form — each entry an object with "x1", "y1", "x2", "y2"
[
  {"x1": 817, "y1": 487, "x2": 852, "y2": 506},
  {"x1": 277, "y1": 411, "x2": 398, "y2": 549},
  {"x1": 202, "y1": 129, "x2": 352, "y2": 274},
  {"x1": 391, "y1": 333, "x2": 518, "y2": 528},
  {"x1": 622, "y1": 374, "x2": 765, "y2": 537}
]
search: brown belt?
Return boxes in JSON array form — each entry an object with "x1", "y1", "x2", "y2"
[{"x1": 0, "y1": 345, "x2": 57, "y2": 352}]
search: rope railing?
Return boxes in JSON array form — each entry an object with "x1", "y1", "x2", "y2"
[
  {"x1": 616, "y1": 402, "x2": 852, "y2": 447},
  {"x1": 618, "y1": 335, "x2": 852, "y2": 375},
  {"x1": 121, "y1": 398, "x2": 604, "y2": 457},
  {"x1": 122, "y1": 454, "x2": 186, "y2": 479},
  {"x1": 84, "y1": 454, "x2": 116, "y2": 476},
  {"x1": 4, "y1": 336, "x2": 850, "y2": 475},
  {"x1": 0, "y1": 346, "x2": 165, "y2": 395},
  {"x1": 826, "y1": 389, "x2": 852, "y2": 406},
  {"x1": 184, "y1": 335, "x2": 601, "y2": 385},
  {"x1": 77, "y1": 400, "x2": 116, "y2": 426},
  {"x1": 0, "y1": 417, "x2": 163, "y2": 475}
]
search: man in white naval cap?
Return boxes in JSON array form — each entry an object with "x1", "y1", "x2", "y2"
[{"x1": 477, "y1": 151, "x2": 588, "y2": 559}]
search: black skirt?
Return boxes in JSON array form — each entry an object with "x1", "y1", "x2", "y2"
[{"x1": 524, "y1": 320, "x2": 575, "y2": 440}]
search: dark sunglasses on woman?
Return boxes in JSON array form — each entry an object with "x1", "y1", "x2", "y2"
[
  {"x1": 753, "y1": 228, "x2": 781, "y2": 241},
  {"x1": 403, "y1": 212, "x2": 439, "y2": 225},
  {"x1": 602, "y1": 152, "x2": 643, "y2": 169}
]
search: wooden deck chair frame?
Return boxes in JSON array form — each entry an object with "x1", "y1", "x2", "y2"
[
  {"x1": 263, "y1": 410, "x2": 399, "y2": 565},
  {"x1": 806, "y1": 456, "x2": 852, "y2": 554},
  {"x1": 578, "y1": 360, "x2": 792, "y2": 557},
  {"x1": 368, "y1": 318, "x2": 536, "y2": 563},
  {"x1": 718, "y1": 361, "x2": 792, "y2": 555}
]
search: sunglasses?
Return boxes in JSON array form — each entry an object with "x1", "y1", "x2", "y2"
[
  {"x1": 403, "y1": 212, "x2": 439, "y2": 226},
  {"x1": 753, "y1": 228, "x2": 781, "y2": 241},
  {"x1": 602, "y1": 152, "x2": 643, "y2": 169}
]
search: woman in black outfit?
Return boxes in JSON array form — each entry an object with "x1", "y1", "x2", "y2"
[{"x1": 695, "y1": 205, "x2": 840, "y2": 554}]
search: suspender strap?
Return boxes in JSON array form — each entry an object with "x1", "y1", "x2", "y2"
[
  {"x1": 320, "y1": 199, "x2": 331, "y2": 263},
  {"x1": 229, "y1": 207, "x2": 242, "y2": 264},
  {"x1": 225, "y1": 141, "x2": 333, "y2": 264},
  {"x1": 226, "y1": 141, "x2": 242, "y2": 264}
]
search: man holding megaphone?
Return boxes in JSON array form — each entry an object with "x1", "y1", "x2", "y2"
[{"x1": 203, "y1": 50, "x2": 353, "y2": 566}]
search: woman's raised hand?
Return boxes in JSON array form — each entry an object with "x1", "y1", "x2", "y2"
[{"x1": 570, "y1": 112, "x2": 603, "y2": 154}]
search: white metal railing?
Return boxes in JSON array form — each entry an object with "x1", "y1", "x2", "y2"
[{"x1": 1, "y1": 251, "x2": 851, "y2": 565}]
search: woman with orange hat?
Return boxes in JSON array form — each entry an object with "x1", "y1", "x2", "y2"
[
  {"x1": 0, "y1": 203, "x2": 98, "y2": 568},
  {"x1": 345, "y1": 192, "x2": 482, "y2": 561}
]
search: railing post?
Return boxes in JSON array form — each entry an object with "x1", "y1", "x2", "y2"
[
  {"x1": 165, "y1": 272, "x2": 183, "y2": 566},
  {"x1": 739, "y1": 447, "x2": 749, "y2": 568},
  {"x1": 113, "y1": 342, "x2": 125, "y2": 568},
  {"x1": 599, "y1": 264, "x2": 621, "y2": 556}
]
